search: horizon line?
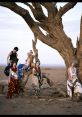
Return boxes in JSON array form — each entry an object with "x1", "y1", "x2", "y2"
[{"x1": 0, "y1": 63, "x2": 66, "y2": 68}]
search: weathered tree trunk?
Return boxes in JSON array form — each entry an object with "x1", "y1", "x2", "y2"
[{"x1": 32, "y1": 33, "x2": 39, "y2": 63}]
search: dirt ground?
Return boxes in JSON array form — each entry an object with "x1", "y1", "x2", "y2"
[{"x1": 0, "y1": 66, "x2": 82, "y2": 115}]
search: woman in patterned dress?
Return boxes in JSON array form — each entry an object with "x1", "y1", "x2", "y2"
[
  {"x1": 6, "y1": 62, "x2": 19, "y2": 99},
  {"x1": 67, "y1": 62, "x2": 82, "y2": 99}
]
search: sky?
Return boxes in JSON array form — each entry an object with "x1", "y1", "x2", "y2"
[{"x1": 0, "y1": 2, "x2": 82, "y2": 67}]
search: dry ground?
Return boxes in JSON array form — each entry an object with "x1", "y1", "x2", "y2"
[{"x1": 0, "y1": 66, "x2": 82, "y2": 115}]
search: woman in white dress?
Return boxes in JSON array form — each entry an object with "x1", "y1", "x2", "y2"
[{"x1": 67, "y1": 62, "x2": 82, "y2": 99}]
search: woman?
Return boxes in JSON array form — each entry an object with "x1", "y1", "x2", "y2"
[
  {"x1": 67, "y1": 62, "x2": 82, "y2": 99},
  {"x1": 7, "y1": 47, "x2": 19, "y2": 66},
  {"x1": 4, "y1": 47, "x2": 19, "y2": 77},
  {"x1": 31, "y1": 61, "x2": 42, "y2": 94},
  {"x1": 6, "y1": 62, "x2": 19, "y2": 99}
]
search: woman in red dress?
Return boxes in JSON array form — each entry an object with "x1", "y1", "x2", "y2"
[{"x1": 6, "y1": 62, "x2": 19, "y2": 99}]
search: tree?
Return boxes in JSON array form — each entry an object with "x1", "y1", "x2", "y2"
[
  {"x1": 1, "y1": 2, "x2": 82, "y2": 82},
  {"x1": 32, "y1": 33, "x2": 39, "y2": 63}
]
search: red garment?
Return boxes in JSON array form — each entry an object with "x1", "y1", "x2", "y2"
[
  {"x1": 6, "y1": 67, "x2": 19, "y2": 99},
  {"x1": 6, "y1": 78, "x2": 19, "y2": 98},
  {"x1": 11, "y1": 67, "x2": 17, "y2": 73}
]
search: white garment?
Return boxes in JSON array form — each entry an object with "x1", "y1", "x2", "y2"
[
  {"x1": 10, "y1": 70, "x2": 18, "y2": 79},
  {"x1": 67, "y1": 66, "x2": 82, "y2": 97},
  {"x1": 68, "y1": 67, "x2": 77, "y2": 81},
  {"x1": 67, "y1": 80, "x2": 73, "y2": 97},
  {"x1": 74, "y1": 81, "x2": 82, "y2": 94},
  {"x1": 67, "y1": 79, "x2": 82, "y2": 98}
]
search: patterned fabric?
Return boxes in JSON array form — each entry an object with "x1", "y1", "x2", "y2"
[
  {"x1": 68, "y1": 67, "x2": 77, "y2": 81},
  {"x1": 6, "y1": 66, "x2": 19, "y2": 98},
  {"x1": 6, "y1": 78, "x2": 19, "y2": 98},
  {"x1": 67, "y1": 80, "x2": 74, "y2": 97},
  {"x1": 34, "y1": 66, "x2": 42, "y2": 88},
  {"x1": 67, "y1": 66, "x2": 82, "y2": 98},
  {"x1": 17, "y1": 64, "x2": 24, "y2": 80},
  {"x1": 67, "y1": 78, "x2": 82, "y2": 98}
]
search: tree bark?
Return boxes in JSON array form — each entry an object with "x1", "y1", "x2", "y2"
[{"x1": 32, "y1": 33, "x2": 39, "y2": 63}]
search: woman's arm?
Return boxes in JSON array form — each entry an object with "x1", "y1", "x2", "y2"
[{"x1": 7, "y1": 51, "x2": 12, "y2": 64}]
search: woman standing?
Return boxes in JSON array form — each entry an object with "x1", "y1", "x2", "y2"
[
  {"x1": 6, "y1": 62, "x2": 19, "y2": 99},
  {"x1": 31, "y1": 61, "x2": 42, "y2": 95},
  {"x1": 67, "y1": 62, "x2": 82, "y2": 99}
]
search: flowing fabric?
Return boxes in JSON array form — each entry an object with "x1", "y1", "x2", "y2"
[
  {"x1": 6, "y1": 67, "x2": 19, "y2": 98},
  {"x1": 7, "y1": 78, "x2": 19, "y2": 98},
  {"x1": 67, "y1": 67, "x2": 82, "y2": 97}
]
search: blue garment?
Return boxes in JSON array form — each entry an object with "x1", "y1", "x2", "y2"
[{"x1": 17, "y1": 64, "x2": 24, "y2": 80}]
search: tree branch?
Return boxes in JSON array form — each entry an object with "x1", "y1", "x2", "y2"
[
  {"x1": 0, "y1": 2, "x2": 35, "y2": 28},
  {"x1": 24, "y1": 2, "x2": 47, "y2": 22},
  {"x1": 31, "y1": 2, "x2": 47, "y2": 22},
  {"x1": 0, "y1": 2, "x2": 26, "y2": 16},
  {"x1": 40, "y1": 2, "x2": 58, "y2": 19},
  {"x1": 36, "y1": 22, "x2": 49, "y2": 32},
  {"x1": 32, "y1": 33, "x2": 39, "y2": 63},
  {"x1": 58, "y1": 2, "x2": 77, "y2": 17}
]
